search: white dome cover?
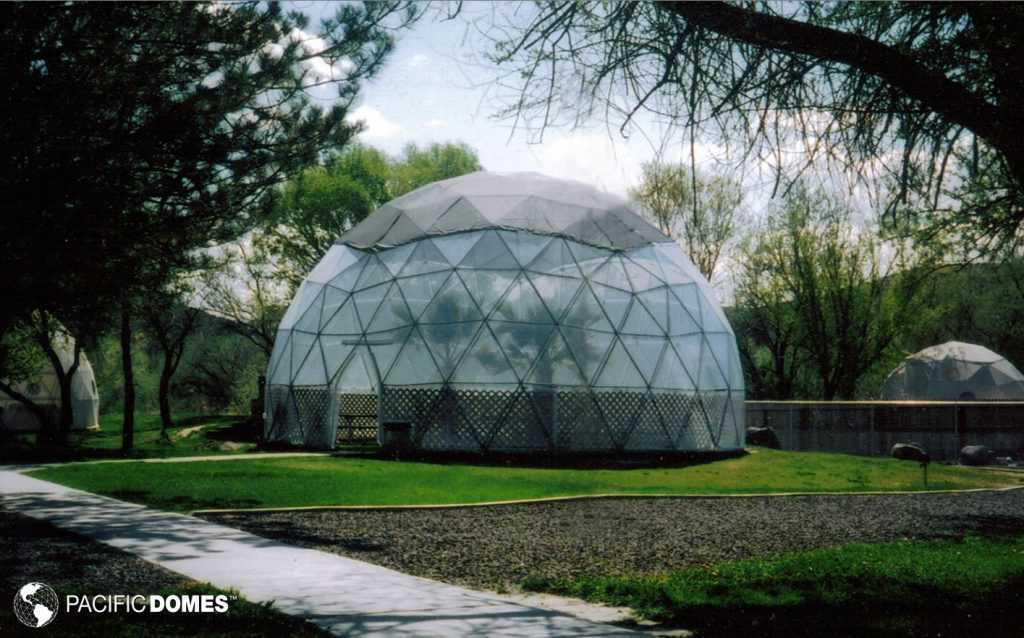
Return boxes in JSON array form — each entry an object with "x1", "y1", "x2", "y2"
[
  {"x1": 265, "y1": 172, "x2": 745, "y2": 452},
  {"x1": 0, "y1": 332, "x2": 100, "y2": 431},
  {"x1": 880, "y1": 341, "x2": 1024, "y2": 400}
]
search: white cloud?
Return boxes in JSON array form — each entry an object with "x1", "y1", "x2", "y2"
[
  {"x1": 423, "y1": 119, "x2": 448, "y2": 129},
  {"x1": 407, "y1": 53, "x2": 430, "y2": 68},
  {"x1": 535, "y1": 133, "x2": 643, "y2": 197},
  {"x1": 346, "y1": 105, "x2": 402, "y2": 140}
]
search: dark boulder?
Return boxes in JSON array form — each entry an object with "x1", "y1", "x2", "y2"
[
  {"x1": 891, "y1": 443, "x2": 930, "y2": 464},
  {"x1": 746, "y1": 426, "x2": 781, "y2": 449},
  {"x1": 960, "y1": 445, "x2": 996, "y2": 466}
]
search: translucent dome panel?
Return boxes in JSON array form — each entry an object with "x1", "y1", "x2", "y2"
[{"x1": 265, "y1": 230, "x2": 745, "y2": 452}]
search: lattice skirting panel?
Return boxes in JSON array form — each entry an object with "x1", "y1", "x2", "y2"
[
  {"x1": 264, "y1": 385, "x2": 336, "y2": 449},
  {"x1": 380, "y1": 385, "x2": 740, "y2": 452},
  {"x1": 337, "y1": 392, "x2": 379, "y2": 445}
]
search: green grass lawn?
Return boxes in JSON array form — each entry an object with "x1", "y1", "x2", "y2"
[
  {"x1": 28, "y1": 449, "x2": 1023, "y2": 512},
  {"x1": 2, "y1": 412, "x2": 259, "y2": 462},
  {"x1": 523, "y1": 534, "x2": 1024, "y2": 637}
]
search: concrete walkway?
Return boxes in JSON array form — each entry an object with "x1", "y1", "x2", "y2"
[{"x1": 0, "y1": 471, "x2": 636, "y2": 637}]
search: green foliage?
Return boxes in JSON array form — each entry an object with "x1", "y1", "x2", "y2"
[
  {"x1": 524, "y1": 535, "x2": 1024, "y2": 637},
  {"x1": 628, "y1": 161, "x2": 743, "y2": 280},
  {"x1": 733, "y1": 184, "x2": 935, "y2": 399},
  {"x1": 389, "y1": 141, "x2": 482, "y2": 197},
  {"x1": 261, "y1": 141, "x2": 482, "y2": 290},
  {"x1": 0, "y1": 321, "x2": 46, "y2": 385},
  {"x1": 0, "y1": 0, "x2": 418, "y2": 344},
  {"x1": 29, "y1": 449, "x2": 1020, "y2": 512}
]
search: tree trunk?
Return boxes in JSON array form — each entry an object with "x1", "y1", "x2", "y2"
[
  {"x1": 158, "y1": 353, "x2": 174, "y2": 439},
  {"x1": 120, "y1": 304, "x2": 135, "y2": 453},
  {"x1": 56, "y1": 343, "x2": 82, "y2": 445}
]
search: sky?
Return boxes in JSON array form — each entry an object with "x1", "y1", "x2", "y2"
[{"x1": 292, "y1": 2, "x2": 702, "y2": 198}]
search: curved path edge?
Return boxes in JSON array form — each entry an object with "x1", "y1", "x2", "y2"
[
  {"x1": 190, "y1": 484, "x2": 1024, "y2": 516},
  {"x1": 0, "y1": 470, "x2": 637, "y2": 637}
]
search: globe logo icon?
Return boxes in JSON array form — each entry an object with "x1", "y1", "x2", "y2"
[{"x1": 13, "y1": 582, "x2": 59, "y2": 628}]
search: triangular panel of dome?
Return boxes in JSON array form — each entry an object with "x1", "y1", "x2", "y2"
[
  {"x1": 697, "y1": 337, "x2": 729, "y2": 389},
  {"x1": 458, "y1": 230, "x2": 520, "y2": 270},
  {"x1": 429, "y1": 196, "x2": 490, "y2": 235},
  {"x1": 267, "y1": 331, "x2": 292, "y2": 385},
  {"x1": 705, "y1": 333, "x2": 739, "y2": 389},
  {"x1": 626, "y1": 246, "x2": 668, "y2": 282},
  {"x1": 396, "y1": 271, "x2": 452, "y2": 322},
  {"x1": 562, "y1": 283, "x2": 615, "y2": 332},
  {"x1": 319, "y1": 288, "x2": 351, "y2": 329},
  {"x1": 459, "y1": 269, "x2": 516, "y2": 317},
  {"x1": 560, "y1": 326, "x2": 614, "y2": 384},
  {"x1": 665, "y1": 292, "x2": 700, "y2": 335},
  {"x1": 451, "y1": 325, "x2": 518, "y2": 385},
  {"x1": 489, "y1": 321, "x2": 555, "y2": 381},
  {"x1": 593, "y1": 338, "x2": 646, "y2": 389},
  {"x1": 567, "y1": 241, "x2": 610, "y2": 276},
  {"x1": 525, "y1": 237, "x2": 580, "y2": 277},
  {"x1": 669, "y1": 284, "x2": 703, "y2": 330},
  {"x1": 279, "y1": 282, "x2": 323, "y2": 330},
  {"x1": 327, "y1": 255, "x2": 368, "y2": 292},
  {"x1": 652, "y1": 343, "x2": 696, "y2": 390},
  {"x1": 321, "y1": 296, "x2": 362, "y2": 335},
  {"x1": 335, "y1": 349, "x2": 376, "y2": 393},
  {"x1": 419, "y1": 273, "x2": 483, "y2": 323},
  {"x1": 308, "y1": 245, "x2": 360, "y2": 284},
  {"x1": 492, "y1": 274, "x2": 553, "y2": 323},
  {"x1": 321, "y1": 335, "x2": 356, "y2": 383},
  {"x1": 365, "y1": 326, "x2": 412, "y2": 380},
  {"x1": 289, "y1": 331, "x2": 318, "y2": 384},
  {"x1": 354, "y1": 255, "x2": 392, "y2": 291},
  {"x1": 652, "y1": 244, "x2": 695, "y2": 285},
  {"x1": 498, "y1": 230, "x2": 549, "y2": 268},
  {"x1": 591, "y1": 283, "x2": 631, "y2": 331},
  {"x1": 432, "y1": 232, "x2": 483, "y2": 268},
  {"x1": 378, "y1": 242, "x2": 417, "y2": 277},
  {"x1": 385, "y1": 327, "x2": 444, "y2": 385},
  {"x1": 423, "y1": 321, "x2": 483, "y2": 378},
  {"x1": 294, "y1": 288, "x2": 326, "y2": 333},
  {"x1": 525, "y1": 330, "x2": 587, "y2": 387},
  {"x1": 622, "y1": 255, "x2": 663, "y2": 291},
  {"x1": 367, "y1": 294, "x2": 416, "y2": 332},
  {"x1": 399, "y1": 239, "x2": 452, "y2": 276},
  {"x1": 590, "y1": 256, "x2": 633, "y2": 292},
  {"x1": 636, "y1": 288, "x2": 670, "y2": 334},
  {"x1": 527, "y1": 273, "x2": 581, "y2": 322},
  {"x1": 619, "y1": 334, "x2": 666, "y2": 385},
  {"x1": 621, "y1": 298, "x2": 664, "y2": 336},
  {"x1": 292, "y1": 338, "x2": 329, "y2": 386},
  {"x1": 352, "y1": 282, "x2": 393, "y2": 331}
]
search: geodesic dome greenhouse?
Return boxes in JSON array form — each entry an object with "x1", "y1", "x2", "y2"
[
  {"x1": 0, "y1": 333, "x2": 100, "y2": 432},
  {"x1": 880, "y1": 341, "x2": 1024, "y2": 401},
  {"x1": 264, "y1": 172, "x2": 745, "y2": 453}
]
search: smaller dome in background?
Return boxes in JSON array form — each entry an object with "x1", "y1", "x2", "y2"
[{"x1": 880, "y1": 341, "x2": 1024, "y2": 401}]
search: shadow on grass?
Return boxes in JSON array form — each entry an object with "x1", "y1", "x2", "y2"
[{"x1": 0, "y1": 414, "x2": 252, "y2": 463}]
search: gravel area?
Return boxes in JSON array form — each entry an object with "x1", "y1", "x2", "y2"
[{"x1": 204, "y1": 490, "x2": 1024, "y2": 590}]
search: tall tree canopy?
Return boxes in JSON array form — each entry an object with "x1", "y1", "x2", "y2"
[
  {"x1": 0, "y1": 0, "x2": 419, "y2": 345},
  {"x1": 485, "y1": 2, "x2": 1024, "y2": 250},
  {"x1": 260, "y1": 141, "x2": 482, "y2": 288},
  {"x1": 628, "y1": 161, "x2": 743, "y2": 280}
]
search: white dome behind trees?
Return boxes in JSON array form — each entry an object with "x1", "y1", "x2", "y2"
[{"x1": 880, "y1": 341, "x2": 1024, "y2": 401}]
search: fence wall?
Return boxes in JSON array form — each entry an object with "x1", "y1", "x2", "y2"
[{"x1": 746, "y1": 401, "x2": 1024, "y2": 461}]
